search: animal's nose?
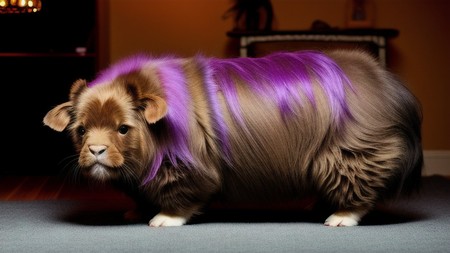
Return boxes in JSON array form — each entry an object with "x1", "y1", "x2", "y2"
[{"x1": 89, "y1": 145, "x2": 107, "y2": 156}]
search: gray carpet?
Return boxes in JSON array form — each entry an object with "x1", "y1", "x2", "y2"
[{"x1": 1, "y1": 176, "x2": 450, "y2": 253}]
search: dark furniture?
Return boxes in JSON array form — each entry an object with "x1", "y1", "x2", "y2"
[{"x1": 0, "y1": 1, "x2": 97, "y2": 175}]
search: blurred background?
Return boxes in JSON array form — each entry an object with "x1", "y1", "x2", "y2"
[{"x1": 0, "y1": 0, "x2": 448, "y2": 176}]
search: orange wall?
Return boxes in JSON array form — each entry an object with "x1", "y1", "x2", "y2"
[{"x1": 102, "y1": 0, "x2": 450, "y2": 150}]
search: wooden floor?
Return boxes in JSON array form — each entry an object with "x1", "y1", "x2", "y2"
[
  {"x1": 0, "y1": 175, "x2": 318, "y2": 212},
  {"x1": 0, "y1": 176, "x2": 129, "y2": 201}
]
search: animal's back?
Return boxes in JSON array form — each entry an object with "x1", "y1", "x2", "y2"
[{"x1": 210, "y1": 50, "x2": 423, "y2": 206}]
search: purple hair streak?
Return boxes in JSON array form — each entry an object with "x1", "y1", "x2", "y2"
[
  {"x1": 195, "y1": 56, "x2": 232, "y2": 164},
  {"x1": 88, "y1": 53, "x2": 152, "y2": 87},
  {"x1": 143, "y1": 59, "x2": 196, "y2": 183},
  {"x1": 209, "y1": 51, "x2": 353, "y2": 125}
]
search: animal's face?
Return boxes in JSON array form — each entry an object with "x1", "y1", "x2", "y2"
[
  {"x1": 73, "y1": 81, "x2": 142, "y2": 181},
  {"x1": 43, "y1": 77, "x2": 168, "y2": 182}
]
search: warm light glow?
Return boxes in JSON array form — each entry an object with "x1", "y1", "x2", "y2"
[{"x1": 0, "y1": 0, "x2": 41, "y2": 14}]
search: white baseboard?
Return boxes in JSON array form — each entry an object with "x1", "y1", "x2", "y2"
[{"x1": 423, "y1": 150, "x2": 450, "y2": 176}]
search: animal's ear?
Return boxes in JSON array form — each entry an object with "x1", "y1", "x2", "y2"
[
  {"x1": 69, "y1": 79, "x2": 88, "y2": 100},
  {"x1": 43, "y1": 101, "x2": 73, "y2": 132},
  {"x1": 43, "y1": 79, "x2": 87, "y2": 132},
  {"x1": 142, "y1": 94, "x2": 168, "y2": 124}
]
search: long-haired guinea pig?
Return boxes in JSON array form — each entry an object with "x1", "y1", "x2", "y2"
[{"x1": 43, "y1": 49, "x2": 423, "y2": 227}]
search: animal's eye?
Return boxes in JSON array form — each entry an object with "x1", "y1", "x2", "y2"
[
  {"x1": 77, "y1": 126, "x2": 86, "y2": 137},
  {"x1": 118, "y1": 125, "x2": 129, "y2": 135}
]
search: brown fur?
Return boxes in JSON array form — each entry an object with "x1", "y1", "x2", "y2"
[{"x1": 43, "y1": 50, "x2": 423, "y2": 227}]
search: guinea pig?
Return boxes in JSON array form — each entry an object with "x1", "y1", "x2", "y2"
[{"x1": 43, "y1": 49, "x2": 423, "y2": 227}]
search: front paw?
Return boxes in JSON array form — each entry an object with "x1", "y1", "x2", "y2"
[
  {"x1": 324, "y1": 210, "x2": 367, "y2": 227},
  {"x1": 149, "y1": 213, "x2": 187, "y2": 227},
  {"x1": 324, "y1": 213, "x2": 359, "y2": 227}
]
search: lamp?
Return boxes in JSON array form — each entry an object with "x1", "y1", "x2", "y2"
[{"x1": 0, "y1": 0, "x2": 42, "y2": 14}]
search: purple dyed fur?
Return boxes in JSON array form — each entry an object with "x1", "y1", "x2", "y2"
[
  {"x1": 210, "y1": 52, "x2": 352, "y2": 124},
  {"x1": 88, "y1": 53, "x2": 154, "y2": 87},
  {"x1": 146, "y1": 60, "x2": 194, "y2": 182},
  {"x1": 88, "y1": 51, "x2": 353, "y2": 183}
]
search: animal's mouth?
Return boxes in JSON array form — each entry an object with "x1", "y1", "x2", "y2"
[{"x1": 87, "y1": 163, "x2": 113, "y2": 181}]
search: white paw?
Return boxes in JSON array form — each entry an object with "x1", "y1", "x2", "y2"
[
  {"x1": 324, "y1": 212, "x2": 361, "y2": 227},
  {"x1": 149, "y1": 213, "x2": 187, "y2": 227}
]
